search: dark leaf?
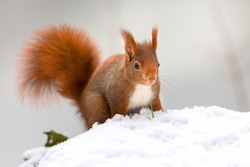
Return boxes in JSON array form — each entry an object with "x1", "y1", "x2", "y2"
[{"x1": 44, "y1": 130, "x2": 68, "y2": 147}]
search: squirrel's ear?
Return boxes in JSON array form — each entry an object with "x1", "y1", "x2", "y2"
[
  {"x1": 151, "y1": 27, "x2": 158, "y2": 51},
  {"x1": 121, "y1": 29, "x2": 137, "y2": 62}
]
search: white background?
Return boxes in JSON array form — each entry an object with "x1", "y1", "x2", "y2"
[{"x1": 0, "y1": 0, "x2": 250, "y2": 166}]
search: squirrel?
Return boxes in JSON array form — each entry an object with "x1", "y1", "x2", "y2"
[{"x1": 18, "y1": 25, "x2": 163, "y2": 129}]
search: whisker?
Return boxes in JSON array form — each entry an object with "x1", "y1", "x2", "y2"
[
  {"x1": 160, "y1": 78, "x2": 179, "y2": 107},
  {"x1": 158, "y1": 74, "x2": 187, "y2": 108}
]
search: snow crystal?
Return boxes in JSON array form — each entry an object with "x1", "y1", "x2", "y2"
[{"x1": 20, "y1": 106, "x2": 250, "y2": 167}]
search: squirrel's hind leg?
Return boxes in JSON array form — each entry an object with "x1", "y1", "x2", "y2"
[{"x1": 79, "y1": 92, "x2": 111, "y2": 129}]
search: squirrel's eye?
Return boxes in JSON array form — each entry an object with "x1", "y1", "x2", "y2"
[
  {"x1": 134, "y1": 62, "x2": 140, "y2": 69},
  {"x1": 157, "y1": 63, "x2": 160, "y2": 67}
]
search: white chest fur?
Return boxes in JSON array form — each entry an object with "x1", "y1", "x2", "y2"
[{"x1": 127, "y1": 84, "x2": 154, "y2": 109}]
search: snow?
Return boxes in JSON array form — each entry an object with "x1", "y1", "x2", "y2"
[{"x1": 20, "y1": 106, "x2": 250, "y2": 167}]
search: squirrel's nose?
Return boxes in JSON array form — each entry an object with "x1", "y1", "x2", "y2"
[{"x1": 148, "y1": 76, "x2": 156, "y2": 84}]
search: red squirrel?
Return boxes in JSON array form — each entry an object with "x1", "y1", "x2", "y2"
[{"x1": 18, "y1": 25, "x2": 163, "y2": 129}]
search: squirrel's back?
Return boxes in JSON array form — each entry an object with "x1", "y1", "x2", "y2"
[{"x1": 18, "y1": 25, "x2": 100, "y2": 104}]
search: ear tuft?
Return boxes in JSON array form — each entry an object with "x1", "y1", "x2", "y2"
[
  {"x1": 151, "y1": 27, "x2": 158, "y2": 51},
  {"x1": 121, "y1": 29, "x2": 137, "y2": 61}
]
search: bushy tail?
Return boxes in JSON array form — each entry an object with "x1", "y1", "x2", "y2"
[{"x1": 18, "y1": 25, "x2": 100, "y2": 105}]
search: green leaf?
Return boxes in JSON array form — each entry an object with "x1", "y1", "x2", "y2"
[
  {"x1": 43, "y1": 130, "x2": 68, "y2": 147},
  {"x1": 150, "y1": 100, "x2": 155, "y2": 118},
  {"x1": 147, "y1": 100, "x2": 155, "y2": 120}
]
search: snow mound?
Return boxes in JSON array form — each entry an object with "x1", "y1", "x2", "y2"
[{"x1": 20, "y1": 106, "x2": 250, "y2": 167}]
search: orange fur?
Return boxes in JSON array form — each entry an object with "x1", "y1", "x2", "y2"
[
  {"x1": 151, "y1": 27, "x2": 158, "y2": 51},
  {"x1": 18, "y1": 25, "x2": 100, "y2": 105},
  {"x1": 121, "y1": 29, "x2": 137, "y2": 61}
]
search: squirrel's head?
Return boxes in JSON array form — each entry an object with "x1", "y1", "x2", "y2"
[{"x1": 121, "y1": 27, "x2": 160, "y2": 86}]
